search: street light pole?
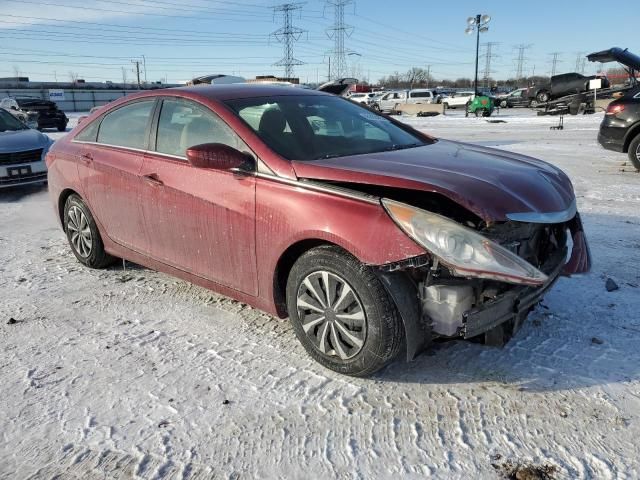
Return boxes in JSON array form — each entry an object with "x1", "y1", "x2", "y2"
[
  {"x1": 474, "y1": 14, "x2": 480, "y2": 95},
  {"x1": 465, "y1": 14, "x2": 491, "y2": 96}
]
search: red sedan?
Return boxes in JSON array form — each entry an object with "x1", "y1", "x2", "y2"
[{"x1": 46, "y1": 85, "x2": 591, "y2": 376}]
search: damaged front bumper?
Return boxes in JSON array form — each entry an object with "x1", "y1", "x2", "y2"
[
  {"x1": 462, "y1": 247, "x2": 565, "y2": 339},
  {"x1": 378, "y1": 213, "x2": 591, "y2": 360}
]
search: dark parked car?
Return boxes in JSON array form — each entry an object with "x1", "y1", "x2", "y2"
[
  {"x1": 499, "y1": 88, "x2": 532, "y2": 108},
  {"x1": 598, "y1": 86, "x2": 640, "y2": 170},
  {"x1": 527, "y1": 73, "x2": 610, "y2": 104},
  {"x1": 46, "y1": 85, "x2": 591, "y2": 376},
  {"x1": 15, "y1": 98, "x2": 69, "y2": 131}
]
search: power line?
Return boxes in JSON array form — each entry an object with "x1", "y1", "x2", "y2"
[
  {"x1": 325, "y1": 0, "x2": 354, "y2": 80},
  {"x1": 271, "y1": 3, "x2": 306, "y2": 78}
]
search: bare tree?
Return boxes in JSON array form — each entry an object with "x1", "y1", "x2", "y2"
[
  {"x1": 13, "y1": 65, "x2": 22, "y2": 77},
  {"x1": 68, "y1": 71, "x2": 79, "y2": 84}
]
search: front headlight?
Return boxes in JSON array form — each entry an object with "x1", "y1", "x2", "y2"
[{"x1": 382, "y1": 198, "x2": 548, "y2": 286}]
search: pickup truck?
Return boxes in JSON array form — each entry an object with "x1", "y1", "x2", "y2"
[{"x1": 527, "y1": 73, "x2": 610, "y2": 104}]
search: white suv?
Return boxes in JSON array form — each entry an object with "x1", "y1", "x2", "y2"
[
  {"x1": 376, "y1": 89, "x2": 437, "y2": 114},
  {"x1": 441, "y1": 91, "x2": 475, "y2": 109}
]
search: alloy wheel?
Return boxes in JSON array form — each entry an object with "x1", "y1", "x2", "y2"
[
  {"x1": 296, "y1": 271, "x2": 367, "y2": 360},
  {"x1": 67, "y1": 205, "x2": 92, "y2": 258},
  {"x1": 636, "y1": 143, "x2": 640, "y2": 161}
]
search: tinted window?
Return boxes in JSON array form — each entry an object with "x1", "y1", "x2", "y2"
[
  {"x1": 155, "y1": 98, "x2": 243, "y2": 157},
  {"x1": 97, "y1": 100, "x2": 154, "y2": 149},
  {"x1": 226, "y1": 95, "x2": 428, "y2": 161},
  {"x1": 410, "y1": 91, "x2": 431, "y2": 98}
]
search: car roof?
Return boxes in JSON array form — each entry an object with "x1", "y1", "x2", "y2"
[{"x1": 162, "y1": 84, "x2": 329, "y2": 101}]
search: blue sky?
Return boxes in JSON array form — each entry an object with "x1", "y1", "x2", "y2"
[{"x1": 0, "y1": 0, "x2": 635, "y2": 84}]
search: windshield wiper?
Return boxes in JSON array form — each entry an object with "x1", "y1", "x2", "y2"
[
  {"x1": 315, "y1": 153, "x2": 343, "y2": 160},
  {"x1": 382, "y1": 142, "x2": 423, "y2": 152}
]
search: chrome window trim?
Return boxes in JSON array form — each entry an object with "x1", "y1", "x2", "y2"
[
  {"x1": 506, "y1": 199, "x2": 577, "y2": 224},
  {"x1": 71, "y1": 139, "x2": 148, "y2": 155},
  {"x1": 255, "y1": 172, "x2": 379, "y2": 205}
]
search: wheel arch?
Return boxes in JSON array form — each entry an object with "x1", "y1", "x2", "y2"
[
  {"x1": 623, "y1": 122, "x2": 640, "y2": 152},
  {"x1": 272, "y1": 238, "x2": 351, "y2": 317},
  {"x1": 58, "y1": 188, "x2": 80, "y2": 226}
]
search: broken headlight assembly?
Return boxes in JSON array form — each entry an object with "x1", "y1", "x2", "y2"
[{"x1": 382, "y1": 198, "x2": 548, "y2": 286}]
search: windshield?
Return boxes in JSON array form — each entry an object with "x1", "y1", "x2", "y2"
[
  {"x1": 0, "y1": 109, "x2": 27, "y2": 131},
  {"x1": 225, "y1": 95, "x2": 429, "y2": 160}
]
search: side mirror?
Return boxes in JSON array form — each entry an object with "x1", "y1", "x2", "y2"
[{"x1": 186, "y1": 143, "x2": 253, "y2": 172}]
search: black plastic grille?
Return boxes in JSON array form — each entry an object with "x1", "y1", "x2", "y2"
[{"x1": 0, "y1": 149, "x2": 43, "y2": 166}]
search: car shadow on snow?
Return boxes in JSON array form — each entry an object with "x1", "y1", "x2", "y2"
[
  {"x1": 0, "y1": 184, "x2": 48, "y2": 203},
  {"x1": 374, "y1": 212, "x2": 640, "y2": 393}
]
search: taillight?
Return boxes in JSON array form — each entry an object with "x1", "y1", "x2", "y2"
[{"x1": 605, "y1": 104, "x2": 625, "y2": 116}]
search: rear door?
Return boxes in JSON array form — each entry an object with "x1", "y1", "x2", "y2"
[
  {"x1": 76, "y1": 99, "x2": 156, "y2": 251},
  {"x1": 140, "y1": 97, "x2": 258, "y2": 295}
]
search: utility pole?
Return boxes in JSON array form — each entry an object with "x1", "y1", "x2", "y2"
[
  {"x1": 481, "y1": 42, "x2": 499, "y2": 88},
  {"x1": 121, "y1": 67, "x2": 127, "y2": 86},
  {"x1": 549, "y1": 52, "x2": 562, "y2": 77},
  {"x1": 141, "y1": 55, "x2": 147, "y2": 84},
  {"x1": 326, "y1": 0, "x2": 354, "y2": 80},
  {"x1": 131, "y1": 60, "x2": 141, "y2": 89},
  {"x1": 425, "y1": 65, "x2": 431, "y2": 88},
  {"x1": 272, "y1": 3, "x2": 305, "y2": 79},
  {"x1": 580, "y1": 57, "x2": 587, "y2": 75},
  {"x1": 513, "y1": 43, "x2": 532, "y2": 81}
]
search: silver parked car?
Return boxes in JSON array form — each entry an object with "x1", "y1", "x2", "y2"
[{"x1": 0, "y1": 108, "x2": 52, "y2": 188}]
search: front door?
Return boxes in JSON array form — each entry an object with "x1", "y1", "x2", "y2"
[
  {"x1": 140, "y1": 97, "x2": 258, "y2": 295},
  {"x1": 77, "y1": 99, "x2": 155, "y2": 250}
]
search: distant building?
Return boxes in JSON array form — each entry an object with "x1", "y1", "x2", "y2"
[{"x1": 248, "y1": 75, "x2": 300, "y2": 85}]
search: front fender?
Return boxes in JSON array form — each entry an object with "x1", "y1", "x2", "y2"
[{"x1": 377, "y1": 270, "x2": 430, "y2": 361}]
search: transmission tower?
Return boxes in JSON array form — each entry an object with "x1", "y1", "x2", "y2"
[
  {"x1": 549, "y1": 52, "x2": 562, "y2": 76},
  {"x1": 574, "y1": 51, "x2": 585, "y2": 72},
  {"x1": 325, "y1": 0, "x2": 354, "y2": 80},
  {"x1": 271, "y1": 3, "x2": 306, "y2": 79},
  {"x1": 513, "y1": 44, "x2": 532, "y2": 80},
  {"x1": 481, "y1": 42, "x2": 499, "y2": 88},
  {"x1": 580, "y1": 57, "x2": 587, "y2": 74}
]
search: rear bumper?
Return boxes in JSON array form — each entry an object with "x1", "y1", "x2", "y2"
[{"x1": 598, "y1": 131, "x2": 625, "y2": 152}]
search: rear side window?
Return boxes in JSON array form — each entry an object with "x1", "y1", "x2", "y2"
[
  {"x1": 97, "y1": 100, "x2": 155, "y2": 149},
  {"x1": 154, "y1": 98, "x2": 244, "y2": 158},
  {"x1": 75, "y1": 119, "x2": 100, "y2": 142},
  {"x1": 410, "y1": 91, "x2": 431, "y2": 98}
]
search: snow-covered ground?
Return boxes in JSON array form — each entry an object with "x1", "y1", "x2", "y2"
[{"x1": 1, "y1": 109, "x2": 638, "y2": 479}]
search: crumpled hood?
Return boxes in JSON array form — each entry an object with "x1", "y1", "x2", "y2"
[
  {"x1": 0, "y1": 128, "x2": 51, "y2": 153},
  {"x1": 292, "y1": 139, "x2": 576, "y2": 222}
]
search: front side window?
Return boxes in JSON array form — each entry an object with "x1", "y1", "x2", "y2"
[
  {"x1": 225, "y1": 95, "x2": 429, "y2": 161},
  {"x1": 155, "y1": 98, "x2": 243, "y2": 158},
  {"x1": 97, "y1": 100, "x2": 155, "y2": 149}
]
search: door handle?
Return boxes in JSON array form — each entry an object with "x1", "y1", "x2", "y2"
[
  {"x1": 80, "y1": 153, "x2": 93, "y2": 165},
  {"x1": 142, "y1": 173, "x2": 164, "y2": 186}
]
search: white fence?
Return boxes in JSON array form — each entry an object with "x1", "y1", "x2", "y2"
[{"x1": 1, "y1": 88, "x2": 146, "y2": 112}]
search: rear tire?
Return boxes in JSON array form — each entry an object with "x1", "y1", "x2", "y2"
[
  {"x1": 500, "y1": 100, "x2": 507, "y2": 108},
  {"x1": 64, "y1": 194, "x2": 115, "y2": 269},
  {"x1": 286, "y1": 245, "x2": 404, "y2": 377},
  {"x1": 57, "y1": 123, "x2": 66, "y2": 132},
  {"x1": 628, "y1": 134, "x2": 640, "y2": 171}
]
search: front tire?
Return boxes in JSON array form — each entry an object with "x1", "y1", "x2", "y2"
[
  {"x1": 500, "y1": 100, "x2": 507, "y2": 108},
  {"x1": 286, "y1": 246, "x2": 404, "y2": 377},
  {"x1": 628, "y1": 134, "x2": 640, "y2": 171},
  {"x1": 64, "y1": 194, "x2": 115, "y2": 268},
  {"x1": 537, "y1": 91, "x2": 550, "y2": 103}
]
